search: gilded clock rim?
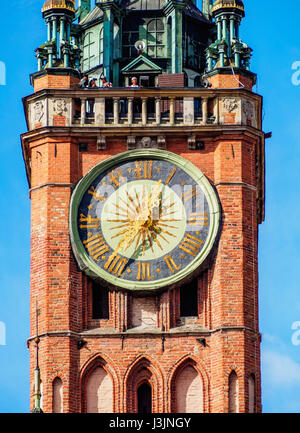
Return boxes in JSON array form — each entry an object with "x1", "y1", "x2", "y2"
[{"x1": 69, "y1": 149, "x2": 221, "y2": 291}]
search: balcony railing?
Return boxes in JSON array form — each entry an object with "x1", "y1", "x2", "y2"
[
  {"x1": 74, "y1": 91, "x2": 214, "y2": 127},
  {"x1": 25, "y1": 87, "x2": 261, "y2": 131}
]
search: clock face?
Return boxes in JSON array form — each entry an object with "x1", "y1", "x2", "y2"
[{"x1": 70, "y1": 150, "x2": 220, "y2": 291}]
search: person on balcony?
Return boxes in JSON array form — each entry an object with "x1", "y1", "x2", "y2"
[
  {"x1": 129, "y1": 77, "x2": 139, "y2": 88},
  {"x1": 127, "y1": 77, "x2": 141, "y2": 114},
  {"x1": 100, "y1": 76, "x2": 113, "y2": 88},
  {"x1": 88, "y1": 78, "x2": 98, "y2": 88},
  {"x1": 79, "y1": 75, "x2": 88, "y2": 89}
]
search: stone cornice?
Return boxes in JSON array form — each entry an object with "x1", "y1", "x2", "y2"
[
  {"x1": 27, "y1": 326, "x2": 261, "y2": 345},
  {"x1": 21, "y1": 124, "x2": 264, "y2": 142},
  {"x1": 29, "y1": 182, "x2": 75, "y2": 198},
  {"x1": 23, "y1": 86, "x2": 263, "y2": 102}
]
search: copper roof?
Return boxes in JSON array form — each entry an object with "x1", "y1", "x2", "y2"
[
  {"x1": 211, "y1": 0, "x2": 245, "y2": 14},
  {"x1": 42, "y1": 0, "x2": 75, "y2": 13}
]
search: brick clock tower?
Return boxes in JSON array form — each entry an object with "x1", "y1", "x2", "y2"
[{"x1": 22, "y1": 0, "x2": 265, "y2": 413}]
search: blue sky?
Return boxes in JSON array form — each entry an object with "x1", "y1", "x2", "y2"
[{"x1": 0, "y1": 0, "x2": 299, "y2": 413}]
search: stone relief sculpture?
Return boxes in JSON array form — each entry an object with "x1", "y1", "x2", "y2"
[
  {"x1": 33, "y1": 100, "x2": 44, "y2": 123},
  {"x1": 222, "y1": 97, "x2": 238, "y2": 113},
  {"x1": 53, "y1": 98, "x2": 67, "y2": 116},
  {"x1": 127, "y1": 136, "x2": 166, "y2": 150}
]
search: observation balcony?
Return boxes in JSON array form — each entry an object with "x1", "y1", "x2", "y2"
[{"x1": 24, "y1": 87, "x2": 261, "y2": 133}]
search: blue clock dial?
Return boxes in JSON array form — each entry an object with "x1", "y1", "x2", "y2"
[{"x1": 70, "y1": 150, "x2": 220, "y2": 291}]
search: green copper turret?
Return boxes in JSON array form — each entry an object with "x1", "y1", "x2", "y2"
[
  {"x1": 35, "y1": 0, "x2": 81, "y2": 70},
  {"x1": 206, "y1": 0, "x2": 252, "y2": 71}
]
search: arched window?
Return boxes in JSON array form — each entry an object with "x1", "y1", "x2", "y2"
[
  {"x1": 147, "y1": 19, "x2": 165, "y2": 58},
  {"x1": 99, "y1": 27, "x2": 104, "y2": 65},
  {"x1": 175, "y1": 365, "x2": 203, "y2": 413},
  {"x1": 248, "y1": 374, "x2": 256, "y2": 413},
  {"x1": 126, "y1": 357, "x2": 162, "y2": 413},
  {"x1": 228, "y1": 371, "x2": 239, "y2": 413},
  {"x1": 86, "y1": 366, "x2": 113, "y2": 413},
  {"x1": 52, "y1": 377, "x2": 63, "y2": 413},
  {"x1": 137, "y1": 382, "x2": 152, "y2": 413},
  {"x1": 83, "y1": 32, "x2": 95, "y2": 71}
]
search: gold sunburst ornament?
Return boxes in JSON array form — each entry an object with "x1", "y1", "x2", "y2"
[
  {"x1": 108, "y1": 180, "x2": 180, "y2": 258},
  {"x1": 101, "y1": 178, "x2": 186, "y2": 262}
]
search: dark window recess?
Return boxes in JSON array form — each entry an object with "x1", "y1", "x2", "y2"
[
  {"x1": 79, "y1": 142, "x2": 88, "y2": 152},
  {"x1": 138, "y1": 383, "x2": 152, "y2": 414},
  {"x1": 195, "y1": 141, "x2": 205, "y2": 151},
  {"x1": 92, "y1": 282, "x2": 109, "y2": 319},
  {"x1": 180, "y1": 279, "x2": 198, "y2": 317}
]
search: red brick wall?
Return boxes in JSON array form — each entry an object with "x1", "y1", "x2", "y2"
[
  {"x1": 27, "y1": 133, "x2": 261, "y2": 413},
  {"x1": 27, "y1": 74, "x2": 261, "y2": 414},
  {"x1": 208, "y1": 73, "x2": 254, "y2": 90},
  {"x1": 33, "y1": 74, "x2": 80, "y2": 92},
  {"x1": 158, "y1": 73, "x2": 185, "y2": 87}
]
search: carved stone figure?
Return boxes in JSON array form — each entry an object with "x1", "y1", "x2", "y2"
[
  {"x1": 33, "y1": 101, "x2": 44, "y2": 123},
  {"x1": 53, "y1": 98, "x2": 67, "y2": 116},
  {"x1": 223, "y1": 97, "x2": 238, "y2": 113},
  {"x1": 127, "y1": 136, "x2": 166, "y2": 150}
]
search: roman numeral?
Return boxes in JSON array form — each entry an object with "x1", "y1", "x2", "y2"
[
  {"x1": 182, "y1": 186, "x2": 201, "y2": 203},
  {"x1": 187, "y1": 212, "x2": 209, "y2": 226},
  {"x1": 79, "y1": 214, "x2": 100, "y2": 229},
  {"x1": 164, "y1": 255, "x2": 181, "y2": 274},
  {"x1": 137, "y1": 262, "x2": 152, "y2": 281},
  {"x1": 104, "y1": 254, "x2": 128, "y2": 277},
  {"x1": 134, "y1": 161, "x2": 153, "y2": 179},
  {"x1": 88, "y1": 186, "x2": 106, "y2": 202},
  {"x1": 165, "y1": 168, "x2": 176, "y2": 185},
  {"x1": 179, "y1": 234, "x2": 204, "y2": 257},
  {"x1": 83, "y1": 234, "x2": 110, "y2": 261},
  {"x1": 109, "y1": 168, "x2": 125, "y2": 188}
]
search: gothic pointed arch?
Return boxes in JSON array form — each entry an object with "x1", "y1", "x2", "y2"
[
  {"x1": 52, "y1": 377, "x2": 63, "y2": 413},
  {"x1": 169, "y1": 356, "x2": 209, "y2": 413},
  {"x1": 228, "y1": 370, "x2": 239, "y2": 413},
  {"x1": 80, "y1": 354, "x2": 120, "y2": 413},
  {"x1": 125, "y1": 355, "x2": 164, "y2": 413},
  {"x1": 248, "y1": 373, "x2": 256, "y2": 413}
]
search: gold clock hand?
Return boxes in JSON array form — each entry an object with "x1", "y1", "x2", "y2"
[
  {"x1": 107, "y1": 180, "x2": 164, "y2": 263},
  {"x1": 148, "y1": 180, "x2": 162, "y2": 222},
  {"x1": 150, "y1": 180, "x2": 162, "y2": 206},
  {"x1": 111, "y1": 217, "x2": 145, "y2": 260}
]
